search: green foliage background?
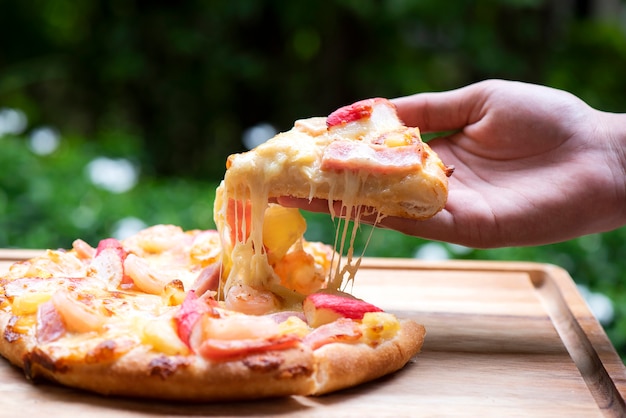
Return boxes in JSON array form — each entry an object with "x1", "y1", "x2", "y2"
[{"x1": 2, "y1": 1, "x2": 626, "y2": 356}]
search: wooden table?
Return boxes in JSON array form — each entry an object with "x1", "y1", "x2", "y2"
[{"x1": 1, "y1": 250, "x2": 625, "y2": 417}]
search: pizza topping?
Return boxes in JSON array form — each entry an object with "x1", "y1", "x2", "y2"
[
  {"x1": 302, "y1": 318, "x2": 362, "y2": 350},
  {"x1": 95, "y1": 238, "x2": 127, "y2": 260},
  {"x1": 263, "y1": 205, "x2": 307, "y2": 265},
  {"x1": 268, "y1": 310, "x2": 307, "y2": 324},
  {"x1": 191, "y1": 262, "x2": 221, "y2": 297},
  {"x1": 122, "y1": 224, "x2": 189, "y2": 256},
  {"x1": 360, "y1": 312, "x2": 401, "y2": 346},
  {"x1": 50, "y1": 290, "x2": 107, "y2": 333},
  {"x1": 141, "y1": 317, "x2": 189, "y2": 356},
  {"x1": 326, "y1": 98, "x2": 403, "y2": 143},
  {"x1": 188, "y1": 311, "x2": 303, "y2": 361},
  {"x1": 9, "y1": 250, "x2": 87, "y2": 280},
  {"x1": 326, "y1": 99, "x2": 378, "y2": 127},
  {"x1": 321, "y1": 140, "x2": 424, "y2": 175},
  {"x1": 303, "y1": 291, "x2": 383, "y2": 328},
  {"x1": 10, "y1": 291, "x2": 52, "y2": 315},
  {"x1": 276, "y1": 315, "x2": 310, "y2": 338},
  {"x1": 36, "y1": 301, "x2": 66, "y2": 343},
  {"x1": 224, "y1": 283, "x2": 279, "y2": 315},
  {"x1": 189, "y1": 230, "x2": 222, "y2": 267},
  {"x1": 123, "y1": 254, "x2": 175, "y2": 295},
  {"x1": 3, "y1": 316, "x2": 22, "y2": 342},
  {"x1": 273, "y1": 249, "x2": 323, "y2": 295},
  {"x1": 198, "y1": 335, "x2": 300, "y2": 361},
  {"x1": 174, "y1": 290, "x2": 216, "y2": 347},
  {"x1": 326, "y1": 98, "x2": 397, "y2": 130},
  {"x1": 72, "y1": 239, "x2": 96, "y2": 260},
  {"x1": 89, "y1": 247, "x2": 126, "y2": 287},
  {"x1": 162, "y1": 279, "x2": 186, "y2": 306},
  {"x1": 199, "y1": 312, "x2": 281, "y2": 341}
]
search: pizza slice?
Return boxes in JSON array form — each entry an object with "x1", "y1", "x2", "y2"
[
  {"x1": 215, "y1": 97, "x2": 452, "y2": 296},
  {"x1": 220, "y1": 97, "x2": 451, "y2": 221}
]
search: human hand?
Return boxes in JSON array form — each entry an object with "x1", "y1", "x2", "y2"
[{"x1": 278, "y1": 79, "x2": 626, "y2": 248}]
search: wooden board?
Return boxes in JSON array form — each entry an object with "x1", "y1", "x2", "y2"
[{"x1": 1, "y1": 250, "x2": 625, "y2": 417}]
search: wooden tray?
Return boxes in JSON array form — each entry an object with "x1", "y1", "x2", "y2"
[{"x1": 1, "y1": 250, "x2": 625, "y2": 417}]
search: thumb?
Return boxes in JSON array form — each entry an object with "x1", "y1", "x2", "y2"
[{"x1": 391, "y1": 82, "x2": 486, "y2": 133}]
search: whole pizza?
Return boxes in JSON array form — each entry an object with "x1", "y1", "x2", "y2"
[{"x1": 0, "y1": 98, "x2": 450, "y2": 400}]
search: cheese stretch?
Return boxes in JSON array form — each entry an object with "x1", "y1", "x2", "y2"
[{"x1": 214, "y1": 100, "x2": 449, "y2": 309}]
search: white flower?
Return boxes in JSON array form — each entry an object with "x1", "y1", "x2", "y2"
[
  {"x1": 111, "y1": 217, "x2": 147, "y2": 240},
  {"x1": 0, "y1": 108, "x2": 27, "y2": 137},
  {"x1": 29, "y1": 127, "x2": 60, "y2": 155},
  {"x1": 577, "y1": 284, "x2": 615, "y2": 326},
  {"x1": 242, "y1": 123, "x2": 276, "y2": 150},
  {"x1": 414, "y1": 242, "x2": 450, "y2": 261},
  {"x1": 86, "y1": 157, "x2": 138, "y2": 193}
]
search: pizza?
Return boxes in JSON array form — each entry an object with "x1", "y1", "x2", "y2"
[
  {"x1": 0, "y1": 97, "x2": 450, "y2": 401},
  {"x1": 216, "y1": 97, "x2": 452, "y2": 290}
]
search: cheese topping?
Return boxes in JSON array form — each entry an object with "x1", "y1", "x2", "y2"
[{"x1": 214, "y1": 99, "x2": 427, "y2": 309}]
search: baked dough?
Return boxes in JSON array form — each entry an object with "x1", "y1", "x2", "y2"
[{"x1": 222, "y1": 98, "x2": 451, "y2": 220}]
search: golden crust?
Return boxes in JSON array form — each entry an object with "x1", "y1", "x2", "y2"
[
  {"x1": 0, "y1": 310, "x2": 33, "y2": 369},
  {"x1": 311, "y1": 320, "x2": 426, "y2": 395},
  {"x1": 24, "y1": 345, "x2": 317, "y2": 401}
]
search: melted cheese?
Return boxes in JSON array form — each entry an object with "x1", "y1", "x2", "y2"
[
  {"x1": 216, "y1": 99, "x2": 449, "y2": 311},
  {"x1": 215, "y1": 115, "x2": 400, "y2": 308}
]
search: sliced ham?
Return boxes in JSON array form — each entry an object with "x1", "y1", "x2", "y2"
[
  {"x1": 191, "y1": 262, "x2": 221, "y2": 296},
  {"x1": 95, "y1": 238, "x2": 127, "y2": 260},
  {"x1": 174, "y1": 290, "x2": 217, "y2": 347},
  {"x1": 198, "y1": 335, "x2": 300, "y2": 361},
  {"x1": 91, "y1": 238, "x2": 132, "y2": 288},
  {"x1": 321, "y1": 141, "x2": 423, "y2": 175},
  {"x1": 302, "y1": 318, "x2": 362, "y2": 350},
  {"x1": 267, "y1": 310, "x2": 306, "y2": 324},
  {"x1": 36, "y1": 301, "x2": 66, "y2": 343}
]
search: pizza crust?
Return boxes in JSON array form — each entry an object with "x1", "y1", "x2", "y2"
[
  {"x1": 23, "y1": 343, "x2": 317, "y2": 401},
  {"x1": 0, "y1": 311, "x2": 33, "y2": 369},
  {"x1": 311, "y1": 320, "x2": 425, "y2": 395}
]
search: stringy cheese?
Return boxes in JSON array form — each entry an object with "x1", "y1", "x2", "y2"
[
  {"x1": 214, "y1": 96, "x2": 450, "y2": 310},
  {"x1": 215, "y1": 117, "x2": 389, "y2": 307}
]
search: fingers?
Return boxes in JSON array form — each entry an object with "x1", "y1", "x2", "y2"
[
  {"x1": 275, "y1": 197, "x2": 331, "y2": 214},
  {"x1": 391, "y1": 82, "x2": 488, "y2": 133},
  {"x1": 276, "y1": 196, "x2": 464, "y2": 245}
]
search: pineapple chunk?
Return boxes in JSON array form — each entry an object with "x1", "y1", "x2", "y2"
[
  {"x1": 263, "y1": 205, "x2": 306, "y2": 264},
  {"x1": 189, "y1": 230, "x2": 222, "y2": 267},
  {"x1": 380, "y1": 127, "x2": 421, "y2": 147},
  {"x1": 277, "y1": 315, "x2": 310, "y2": 338},
  {"x1": 12, "y1": 315, "x2": 37, "y2": 334},
  {"x1": 142, "y1": 318, "x2": 189, "y2": 355},
  {"x1": 11, "y1": 292, "x2": 52, "y2": 315},
  {"x1": 361, "y1": 312, "x2": 400, "y2": 345},
  {"x1": 162, "y1": 279, "x2": 186, "y2": 306}
]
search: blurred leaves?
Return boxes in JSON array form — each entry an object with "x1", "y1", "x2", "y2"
[
  {"x1": 7, "y1": 1, "x2": 626, "y2": 179},
  {"x1": 0, "y1": 133, "x2": 216, "y2": 249}
]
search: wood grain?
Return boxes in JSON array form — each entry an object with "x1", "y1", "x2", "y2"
[{"x1": 0, "y1": 252, "x2": 625, "y2": 417}]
